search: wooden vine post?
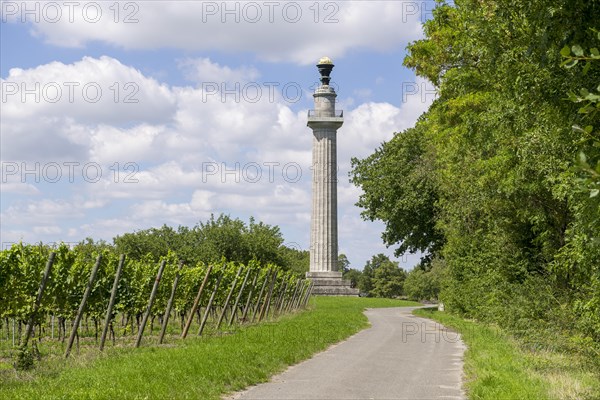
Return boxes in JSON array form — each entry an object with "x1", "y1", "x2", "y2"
[
  {"x1": 135, "y1": 260, "x2": 166, "y2": 348},
  {"x1": 21, "y1": 252, "x2": 56, "y2": 348},
  {"x1": 302, "y1": 281, "x2": 314, "y2": 307},
  {"x1": 293, "y1": 280, "x2": 306, "y2": 310},
  {"x1": 65, "y1": 254, "x2": 102, "y2": 358},
  {"x1": 228, "y1": 267, "x2": 251, "y2": 326},
  {"x1": 99, "y1": 254, "x2": 125, "y2": 351},
  {"x1": 159, "y1": 260, "x2": 184, "y2": 344},
  {"x1": 274, "y1": 278, "x2": 288, "y2": 316},
  {"x1": 286, "y1": 279, "x2": 302, "y2": 313},
  {"x1": 198, "y1": 272, "x2": 223, "y2": 336},
  {"x1": 252, "y1": 269, "x2": 271, "y2": 322},
  {"x1": 216, "y1": 266, "x2": 243, "y2": 330},
  {"x1": 181, "y1": 265, "x2": 212, "y2": 339},
  {"x1": 240, "y1": 271, "x2": 259, "y2": 323},
  {"x1": 259, "y1": 269, "x2": 278, "y2": 322}
]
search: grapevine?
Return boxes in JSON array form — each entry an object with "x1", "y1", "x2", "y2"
[{"x1": 0, "y1": 243, "x2": 313, "y2": 370}]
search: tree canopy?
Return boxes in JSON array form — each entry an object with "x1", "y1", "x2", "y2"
[
  {"x1": 350, "y1": 0, "x2": 600, "y2": 350},
  {"x1": 113, "y1": 214, "x2": 309, "y2": 274},
  {"x1": 344, "y1": 254, "x2": 408, "y2": 298}
]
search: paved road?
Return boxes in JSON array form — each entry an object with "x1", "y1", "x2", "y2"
[{"x1": 228, "y1": 307, "x2": 466, "y2": 400}]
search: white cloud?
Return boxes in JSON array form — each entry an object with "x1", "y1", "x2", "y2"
[
  {"x1": 1, "y1": 56, "x2": 176, "y2": 162},
  {"x1": 11, "y1": 1, "x2": 426, "y2": 64},
  {"x1": 0, "y1": 182, "x2": 41, "y2": 195},
  {"x1": 1, "y1": 55, "x2": 434, "y2": 267},
  {"x1": 89, "y1": 124, "x2": 168, "y2": 164},
  {"x1": 1, "y1": 199, "x2": 87, "y2": 225},
  {"x1": 33, "y1": 225, "x2": 62, "y2": 235},
  {"x1": 1, "y1": 56, "x2": 176, "y2": 124},
  {"x1": 179, "y1": 58, "x2": 260, "y2": 84},
  {"x1": 131, "y1": 195, "x2": 212, "y2": 221}
]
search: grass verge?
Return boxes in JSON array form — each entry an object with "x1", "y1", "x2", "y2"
[
  {"x1": 414, "y1": 308, "x2": 600, "y2": 400},
  {"x1": 1, "y1": 297, "x2": 419, "y2": 399}
]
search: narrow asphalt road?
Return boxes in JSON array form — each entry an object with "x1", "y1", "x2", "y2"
[{"x1": 228, "y1": 307, "x2": 466, "y2": 400}]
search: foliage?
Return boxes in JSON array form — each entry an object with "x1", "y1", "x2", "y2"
[
  {"x1": 370, "y1": 262, "x2": 407, "y2": 298},
  {"x1": 356, "y1": 254, "x2": 407, "y2": 298},
  {"x1": 337, "y1": 254, "x2": 350, "y2": 274},
  {"x1": 350, "y1": 0, "x2": 600, "y2": 353},
  {"x1": 343, "y1": 269, "x2": 362, "y2": 289},
  {"x1": 15, "y1": 345, "x2": 34, "y2": 371},
  {"x1": 278, "y1": 245, "x2": 310, "y2": 276},
  {"x1": 113, "y1": 213, "x2": 307, "y2": 273},
  {"x1": 339, "y1": 254, "x2": 361, "y2": 289},
  {"x1": 0, "y1": 221, "x2": 309, "y2": 369},
  {"x1": 404, "y1": 258, "x2": 446, "y2": 302},
  {"x1": 558, "y1": 32, "x2": 600, "y2": 345},
  {"x1": 350, "y1": 124, "x2": 443, "y2": 261}
]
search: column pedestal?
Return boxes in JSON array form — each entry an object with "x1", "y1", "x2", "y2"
[{"x1": 306, "y1": 272, "x2": 359, "y2": 296}]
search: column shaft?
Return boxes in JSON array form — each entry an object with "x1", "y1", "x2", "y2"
[{"x1": 310, "y1": 128, "x2": 337, "y2": 273}]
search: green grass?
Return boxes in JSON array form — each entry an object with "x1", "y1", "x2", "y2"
[
  {"x1": 414, "y1": 308, "x2": 600, "y2": 400},
  {"x1": 0, "y1": 297, "x2": 419, "y2": 399}
]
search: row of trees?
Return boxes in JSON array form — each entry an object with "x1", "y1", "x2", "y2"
[
  {"x1": 339, "y1": 254, "x2": 405, "y2": 299},
  {"x1": 350, "y1": 0, "x2": 600, "y2": 355},
  {"x1": 85, "y1": 213, "x2": 310, "y2": 275},
  {"x1": 341, "y1": 253, "x2": 442, "y2": 301},
  {"x1": 112, "y1": 215, "x2": 437, "y2": 301}
]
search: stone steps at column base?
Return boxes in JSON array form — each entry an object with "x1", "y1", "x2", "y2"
[
  {"x1": 310, "y1": 278, "x2": 353, "y2": 286},
  {"x1": 310, "y1": 277, "x2": 359, "y2": 296},
  {"x1": 311, "y1": 285, "x2": 360, "y2": 296}
]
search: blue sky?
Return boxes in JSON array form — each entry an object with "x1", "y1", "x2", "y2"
[{"x1": 1, "y1": 1, "x2": 436, "y2": 270}]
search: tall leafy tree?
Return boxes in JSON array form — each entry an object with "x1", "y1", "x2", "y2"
[
  {"x1": 351, "y1": 123, "x2": 443, "y2": 262},
  {"x1": 371, "y1": 261, "x2": 407, "y2": 299},
  {"x1": 338, "y1": 254, "x2": 351, "y2": 274},
  {"x1": 351, "y1": 0, "x2": 600, "y2": 348},
  {"x1": 359, "y1": 254, "x2": 407, "y2": 297}
]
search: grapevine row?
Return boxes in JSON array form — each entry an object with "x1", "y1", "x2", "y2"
[{"x1": 0, "y1": 243, "x2": 313, "y2": 368}]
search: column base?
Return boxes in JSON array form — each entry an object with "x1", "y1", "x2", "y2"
[{"x1": 306, "y1": 271, "x2": 359, "y2": 296}]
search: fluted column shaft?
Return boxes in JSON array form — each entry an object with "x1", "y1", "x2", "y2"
[
  {"x1": 310, "y1": 128, "x2": 338, "y2": 272},
  {"x1": 307, "y1": 86, "x2": 342, "y2": 274}
]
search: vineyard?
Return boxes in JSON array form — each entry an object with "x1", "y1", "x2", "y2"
[{"x1": 0, "y1": 243, "x2": 313, "y2": 370}]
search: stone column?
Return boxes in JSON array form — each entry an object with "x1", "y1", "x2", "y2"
[
  {"x1": 306, "y1": 57, "x2": 358, "y2": 295},
  {"x1": 308, "y1": 86, "x2": 342, "y2": 276}
]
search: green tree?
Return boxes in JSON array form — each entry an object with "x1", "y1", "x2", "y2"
[
  {"x1": 114, "y1": 224, "x2": 178, "y2": 261},
  {"x1": 358, "y1": 254, "x2": 389, "y2": 294},
  {"x1": 557, "y1": 36, "x2": 600, "y2": 342},
  {"x1": 246, "y1": 217, "x2": 285, "y2": 265},
  {"x1": 404, "y1": 258, "x2": 446, "y2": 302},
  {"x1": 371, "y1": 260, "x2": 407, "y2": 299},
  {"x1": 338, "y1": 254, "x2": 351, "y2": 274},
  {"x1": 359, "y1": 254, "x2": 406, "y2": 297},
  {"x1": 113, "y1": 214, "x2": 291, "y2": 269},
  {"x1": 343, "y1": 269, "x2": 362, "y2": 289},
  {"x1": 351, "y1": 0, "x2": 600, "y2": 350},
  {"x1": 278, "y1": 245, "x2": 310, "y2": 275},
  {"x1": 350, "y1": 123, "x2": 443, "y2": 263}
]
